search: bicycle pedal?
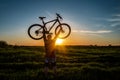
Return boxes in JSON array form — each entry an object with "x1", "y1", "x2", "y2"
[{"x1": 45, "y1": 31, "x2": 49, "y2": 34}]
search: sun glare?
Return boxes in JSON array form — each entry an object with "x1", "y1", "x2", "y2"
[{"x1": 56, "y1": 38, "x2": 63, "y2": 45}]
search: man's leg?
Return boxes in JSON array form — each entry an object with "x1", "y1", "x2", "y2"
[
  {"x1": 53, "y1": 66, "x2": 57, "y2": 76},
  {"x1": 44, "y1": 66, "x2": 48, "y2": 77},
  {"x1": 52, "y1": 58, "x2": 57, "y2": 76},
  {"x1": 44, "y1": 58, "x2": 49, "y2": 77}
]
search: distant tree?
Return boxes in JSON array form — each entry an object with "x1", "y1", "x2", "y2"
[
  {"x1": 0, "y1": 41, "x2": 8, "y2": 47},
  {"x1": 108, "y1": 44, "x2": 112, "y2": 47},
  {"x1": 94, "y1": 44, "x2": 97, "y2": 47}
]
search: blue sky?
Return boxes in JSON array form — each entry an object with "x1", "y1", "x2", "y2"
[{"x1": 0, "y1": 0, "x2": 120, "y2": 45}]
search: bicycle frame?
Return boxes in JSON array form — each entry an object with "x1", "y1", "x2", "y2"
[{"x1": 42, "y1": 18, "x2": 61, "y2": 32}]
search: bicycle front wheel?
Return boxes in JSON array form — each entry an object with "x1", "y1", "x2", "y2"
[
  {"x1": 28, "y1": 24, "x2": 44, "y2": 40},
  {"x1": 55, "y1": 23, "x2": 71, "y2": 39}
]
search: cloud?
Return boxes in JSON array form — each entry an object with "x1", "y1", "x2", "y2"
[
  {"x1": 114, "y1": 14, "x2": 120, "y2": 17},
  {"x1": 72, "y1": 30, "x2": 79, "y2": 32},
  {"x1": 108, "y1": 13, "x2": 120, "y2": 29},
  {"x1": 107, "y1": 18, "x2": 120, "y2": 22},
  {"x1": 72, "y1": 30, "x2": 112, "y2": 34},
  {"x1": 107, "y1": 13, "x2": 120, "y2": 22},
  {"x1": 110, "y1": 22, "x2": 120, "y2": 27}
]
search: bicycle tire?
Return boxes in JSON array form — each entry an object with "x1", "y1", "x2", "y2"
[
  {"x1": 55, "y1": 23, "x2": 71, "y2": 39},
  {"x1": 28, "y1": 24, "x2": 44, "y2": 40}
]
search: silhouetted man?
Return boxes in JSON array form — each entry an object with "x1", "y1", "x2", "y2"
[{"x1": 43, "y1": 28, "x2": 61, "y2": 77}]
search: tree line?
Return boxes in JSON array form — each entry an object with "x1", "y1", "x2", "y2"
[{"x1": 0, "y1": 41, "x2": 8, "y2": 47}]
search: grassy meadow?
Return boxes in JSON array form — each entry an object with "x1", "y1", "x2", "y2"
[{"x1": 0, "y1": 45, "x2": 120, "y2": 80}]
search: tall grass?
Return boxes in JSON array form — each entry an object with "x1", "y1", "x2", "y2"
[{"x1": 0, "y1": 46, "x2": 120, "y2": 80}]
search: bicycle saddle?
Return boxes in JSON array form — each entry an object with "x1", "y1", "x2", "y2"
[{"x1": 39, "y1": 17, "x2": 46, "y2": 20}]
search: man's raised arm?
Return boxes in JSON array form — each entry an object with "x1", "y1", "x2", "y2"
[{"x1": 43, "y1": 28, "x2": 47, "y2": 41}]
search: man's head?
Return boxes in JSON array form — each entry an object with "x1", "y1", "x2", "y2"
[{"x1": 47, "y1": 34, "x2": 52, "y2": 40}]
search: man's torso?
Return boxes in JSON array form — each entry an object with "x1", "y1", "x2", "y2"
[{"x1": 44, "y1": 40, "x2": 56, "y2": 58}]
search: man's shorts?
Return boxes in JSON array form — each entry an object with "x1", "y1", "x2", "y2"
[{"x1": 44, "y1": 57, "x2": 56, "y2": 67}]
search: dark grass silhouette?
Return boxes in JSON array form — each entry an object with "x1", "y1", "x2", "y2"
[{"x1": 0, "y1": 45, "x2": 120, "y2": 80}]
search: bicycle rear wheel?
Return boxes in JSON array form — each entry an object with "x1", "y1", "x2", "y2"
[
  {"x1": 28, "y1": 24, "x2": 44, "y2": 40},
  {"x1": 55, "y1": 23, "x2": 71, "y2": 39}
]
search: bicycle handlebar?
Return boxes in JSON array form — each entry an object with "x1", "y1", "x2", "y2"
[{"x1": 56, "y1": 13, "x2": 63, "y2": 20}]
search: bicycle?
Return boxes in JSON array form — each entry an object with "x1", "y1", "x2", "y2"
[{"x1": 28, "y1": 13, "x2": 71, "y2": 40}]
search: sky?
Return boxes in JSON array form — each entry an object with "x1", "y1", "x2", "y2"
[{"x1": 0, "y1": 0, "x2": 120, "y2": 46}]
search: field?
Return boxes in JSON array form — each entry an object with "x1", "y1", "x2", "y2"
[{"x1": 0, "y1": 45, "x2": 120, "y2": 80}]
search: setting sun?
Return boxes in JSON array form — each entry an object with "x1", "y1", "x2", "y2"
[{"x1": 56, "y1": 38, "x2": 63, "y2": 45}]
